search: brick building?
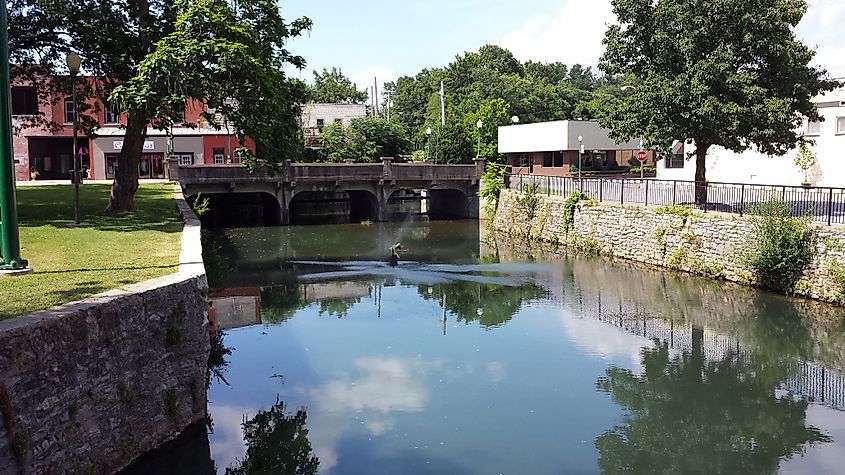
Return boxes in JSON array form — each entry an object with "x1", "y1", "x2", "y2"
[{"x1": 12, "y1": 75, "x2": 251, "y2": 181}]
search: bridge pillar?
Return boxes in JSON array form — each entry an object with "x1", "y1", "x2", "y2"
[
  {"x1": 376, "y1": 183, "x2": 389, "y2": 222},
  {"x1": 275, "y1": 183, "x2": 292, "y2": 225}
]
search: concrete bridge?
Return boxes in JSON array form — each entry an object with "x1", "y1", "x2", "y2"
[{"x1": 169, "y1": 158, "x2": 485, "y2": 225}]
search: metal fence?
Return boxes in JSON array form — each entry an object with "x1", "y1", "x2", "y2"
[{"x1": 505, "y1": 172, "x2": 845, "y2": 226}]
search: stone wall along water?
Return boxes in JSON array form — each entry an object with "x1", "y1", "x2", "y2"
[
  {"x1": 493, "y1": 189, "x2": 845, "y2": 304},
  {"x1": 0, "y1": 186, "x2": 209, "y2": 474}
]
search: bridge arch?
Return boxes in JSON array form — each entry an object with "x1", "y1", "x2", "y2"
[
  {"x1": 188, "y1": 191, "x2": 282, "y2": 227},
  {"x1": 288, "y1": 188, "x2": 380, "y2": 224},
  {"x1": 426, "y1": 186, "x2": 479, "y2": 220}
]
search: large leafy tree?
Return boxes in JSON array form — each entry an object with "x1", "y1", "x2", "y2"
[
  {"x1": 308, "y1": 67, "x2": 368, "y2": 104},
  {"x1": 600, "y1": 0, "x2": 839, "y2": 204},
  {"x1": 318, "y1": 117, "x2": 410, "y2": 163},
  {"x1": 10, "y1": 0, "x2": 311, "y2": 212}
]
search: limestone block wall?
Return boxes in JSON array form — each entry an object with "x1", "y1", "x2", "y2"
[
  {"x1": 0, "y1": 186, "x2": 209, "y2": 474},
  {"x1": 493, "y1": 189, "x2": 845, "y2": 304}
]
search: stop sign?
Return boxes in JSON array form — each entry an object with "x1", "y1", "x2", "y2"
[{"x1": 636, "y1": 150, "x2": 648, "y2": 162}]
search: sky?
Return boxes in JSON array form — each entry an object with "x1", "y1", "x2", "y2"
[{"x1": 280, "y1": 0, "x2": 845, "y2": 94}]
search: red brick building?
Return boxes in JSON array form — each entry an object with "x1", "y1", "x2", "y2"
[{"x1": 12, "y1": 75, "x2": 252, "y2": 181}]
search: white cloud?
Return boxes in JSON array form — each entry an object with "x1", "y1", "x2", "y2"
[
  {"x1": 497, "y1": 0, "x2": 845, "y2": 78},
  {"x1": 352, "y1": 66, "x2": 398, "y2": 98},
  {"x1": 797, "y1": 0, "x2": 845, "y2": 78},
  {"x1": 497, "y1": 0, "x2": 614, "y2": 68}
]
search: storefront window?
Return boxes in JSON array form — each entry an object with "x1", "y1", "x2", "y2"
[{"x1": 106, "y1": 153, "x2": 118, "y2": 179}]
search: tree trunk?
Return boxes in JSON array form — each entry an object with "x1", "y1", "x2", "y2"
[
  {"x1": 106, "y1": 113, "x2": 145, "y2": 212},
  {"x1": 694, "y1": 142, "x2": 709, "y2": 207}
]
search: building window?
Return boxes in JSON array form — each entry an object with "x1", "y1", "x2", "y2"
[
  {"x1": 105, "y1": 153, "x2": 119, "y2": 179},
  {"x1": 807, "y1": 120, "x2": 821, "y2": 135},
  {"x1": 64, "y1": 99, "x2": 75, "y2": 124},
  {"x1": 104, "y1": 104, "x2": 120, "y2": 124},
  {"x1": 11, "y1": 86, "x2": 37, "y2": 115},
  {"x1": 316, "y1": 118, "x2": 325, "y2": 131},
  {"x1": 542, "y1": 151, "x2": 564, "y2": 167},
  {"x1": 666, "y1": 154, "x2": 685, "y2": 168},
  {"x1": 837, "y1": 117, "x2": 845, "y2": 135},
  {"x1": 213, "y1": 147, "x2": 225, "y2": 164},
  {"x1": 178, "y1": 153, "x2": 194, "y2": 165}
]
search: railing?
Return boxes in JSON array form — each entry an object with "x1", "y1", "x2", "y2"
[{"x1": 505, "y1": 171, "x2": 845, "y2": 226}]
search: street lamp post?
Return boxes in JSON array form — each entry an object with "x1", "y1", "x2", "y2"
[
  {"x1": 577, "y1": 134, "x2": 584, "y2": 190},
  {"x1": 476, "y1": 119, "x2": 483, "y2": 159},
  {"x1": 425, "y1": 127, "x2": 432, "y2": 162},
  {"x1": 66, "y1": 52, "x2": 82, "y2": 225},
  {"x1": 0, "y1": 6, "x2": 29, "y2": 272}
]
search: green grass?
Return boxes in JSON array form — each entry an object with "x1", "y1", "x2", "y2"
[{"x1": 0, "y1": 184, "x2": 182, "y2": 319}]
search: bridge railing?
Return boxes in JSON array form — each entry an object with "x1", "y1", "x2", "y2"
[{"x1": 170, "y1": 157, "x2": 485, "y2": 184}]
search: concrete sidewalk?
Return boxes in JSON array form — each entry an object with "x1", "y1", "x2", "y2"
[{"x1": 16, "y1": 179, "x2": 171, "y2": 186}]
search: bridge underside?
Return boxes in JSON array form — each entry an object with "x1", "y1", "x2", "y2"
[{"x1": 183, "y1": 179, "x2": 479, "y2": 226}]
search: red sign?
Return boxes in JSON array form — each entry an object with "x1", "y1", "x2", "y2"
[{"x1": 636, "y1": 150, "x2": 648, "y2": 162}]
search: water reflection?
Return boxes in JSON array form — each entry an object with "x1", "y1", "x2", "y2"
[
  {"x1": 125, "y1": 222, "x2": 845, "y2": 474},
  {"x1": 225, "y1": 400, "x2": 319, "y2": 474},
  {"x1": 596, "y1": 332, "x2": 830, "y2": 474}
]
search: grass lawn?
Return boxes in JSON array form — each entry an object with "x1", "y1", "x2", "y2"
[{"x1": 0, "y1": 183, "x2": 182, "y2": 319}]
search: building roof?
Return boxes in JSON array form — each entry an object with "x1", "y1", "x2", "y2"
[
  {"x1": 497, "y1": 120, "x2": 640, "y2": 154},
  {"x1": 814, "y1": 80, "x2": 845, "y2": 103}
]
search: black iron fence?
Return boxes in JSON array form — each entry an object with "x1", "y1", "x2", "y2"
[{"x1": 505, "y1": 172, "x2": 845, "y2": 226}]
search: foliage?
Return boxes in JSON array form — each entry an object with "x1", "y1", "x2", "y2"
[
  {"x1": 742, "y1": 200, "x2": 817, "y2": 292},
  {"x1": 596, "y1": 332, "x2": 831, "y2": 474},
  {"x1": 563, "y1": 191, "x2": 591, "y2": 233},
  {"x1": 1, "y1": 184, "x2": 180, "y2": 319},
  {"x1": 192, "y1": 193, "x2": 211, "y2": 217},
  {"x1": 225, "y1": 399, "x2": 319, "y2": 475},
  {"x1": 667, "y1": 248, "x2": 688, "y2": 270},
  {"x1": 207, "y1": 329, "x2": 232, "y2": 389},
  {"x1": 428, "y1": 123, "x2": 473, "y2": 164},
  {"x1": 826, "y1": 260, "x2": 845, "y2": 303},
  {"x1": 11, "y1": 0, "x2": 313, "y2": 211},
  {"x1": 600, "y1": 0, "x2": 840, "y2": 205},
  {"x1": 417, "y1": 282, "x2": 547, "y2": 328},
  {"x1": 260, "y1": 284, "x2": 305, "y2": 324},
  {"x1": 794, "y1": 141, "x2": 817, "y2": 184},
  {"x1": 516, "y1": 183, "x2": 540, "y2": 220},
  {"x1": 655, "y1": 204, "x2": 692, "y2": 218},
  {"x1": 387, "y1": 44, "x2": 622, "y2": 163},
  {"x1": 479, "y1": 164, "x2": 506, "y2": 221},
  {"x1": 628, "y1": 166, "x2": 656, "y2": 174},
  {"x1": 114, "y1": 0, "x2": 312, "y2": 175},
  {"x1": 318, "y1": 117, "x2": 410, "y2": 162},
  {"x1": 308, "y1": 67, "x2": 368, "y2": 103}
]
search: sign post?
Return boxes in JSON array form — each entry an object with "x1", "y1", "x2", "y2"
[
  {"x1": 0, "y1": 6, "x2": 30, "y2": 273},
  {"x1": 636, "y1": 150, "x2": 648, "y2": 179}
]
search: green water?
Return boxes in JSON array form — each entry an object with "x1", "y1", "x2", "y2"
[{"x1": 127, "y1": 220, "x2": 845, "y2": 474}]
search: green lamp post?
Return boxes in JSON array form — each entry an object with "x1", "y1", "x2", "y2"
[{"x1": 0, "y1": 5, "x2": 30, "y2": 272}]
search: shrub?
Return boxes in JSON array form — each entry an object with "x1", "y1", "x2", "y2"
[
  {"x1": 563, "y1": 191, "x2": 591, "y2": 233},
  {"x1": 516, "y1": 183, "x2": 540, "y2": 220},
  {"x1": 479, "y1": 163, "x2": 506, "y2": 221},
  {"x1": 656, "y1": 204, "x2": 692, "y2": 218},
  {"x1": 741, "y1": 200, "x2": 816, "y2": 293}
]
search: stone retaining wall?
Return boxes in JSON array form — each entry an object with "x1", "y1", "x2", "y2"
[
  {"x1": 0, "y1": 186, "x2": 209, "y2": 474},
  {"x1": 493, "y1": 189, "x2": 845, "y2": 304}
]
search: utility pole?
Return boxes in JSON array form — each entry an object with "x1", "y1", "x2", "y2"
[
  {"x1": 373, "y1": 77, "x2": 379, "y2": 117},
  {"x1": 0, "y1": 6, "x2": 30, "y2": 273},
  {"x1": 439, "y1": 81, "x2": 445, "y2": 127},
  {"x1": 386, "y1": 91, "x2": 391, "y2": 122}
]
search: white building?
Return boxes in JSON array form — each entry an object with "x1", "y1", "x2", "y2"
[
  {"x1": 657, "y1": 82, "x2": 845, "y2": 187},
  {"x1": 300, "y1": 103, "x2": 367, "y2": 148},
  {"x1": 498, "y1": 120, "x2": 647, "y2": 176}
]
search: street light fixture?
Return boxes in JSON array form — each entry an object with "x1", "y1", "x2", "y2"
[
  {"x1": 577, "y1": 134, "x2": 584, "y2": 189},
  {"x1": 425, "y1": 127, "x2": 432, "y2": 162},
  {"x1": 476, "y1": 119, "x2": 483, "y2": 159},
  {"x1": 66, "y1": 52, "x2": 82, "y2": 225},
  {"x1": 511, "y1": 115, "x2": 519, "y2": 124}
]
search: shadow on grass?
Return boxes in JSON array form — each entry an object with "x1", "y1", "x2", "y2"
[
  {"x1": 35, "y1": 264, "x2": 179, "y2": 275},
  {"x1": 17, "y1": 184, "x2": 182, "y2": 233}
]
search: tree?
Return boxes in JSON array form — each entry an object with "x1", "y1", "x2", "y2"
[
  {"x1": 10, "y1": 0, "x2": 311, "y2": 212},
  {"x1": 308, "y1": 67, "x2": 368, "y2": 104},
  {"x1": 600, "y1": 0, "x2": 839, "y2": 205},
  {"x1": 318, "y1": 117, "x2": 410, "y2": 162}
]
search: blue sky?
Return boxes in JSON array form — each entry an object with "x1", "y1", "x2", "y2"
[{"x1": 280, "y1": 0, "x2": 845, "y2": 93}]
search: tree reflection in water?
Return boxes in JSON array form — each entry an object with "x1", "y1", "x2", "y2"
[
  {"x1": 595, "y1": 328, "x2": 831, "y2": 475},
  {"x1": 225, "y1": 399, "x2": 319, "y2": 475},
  {"x1": 417, "y1": 281, "x2": 547, "y2": 328}
]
